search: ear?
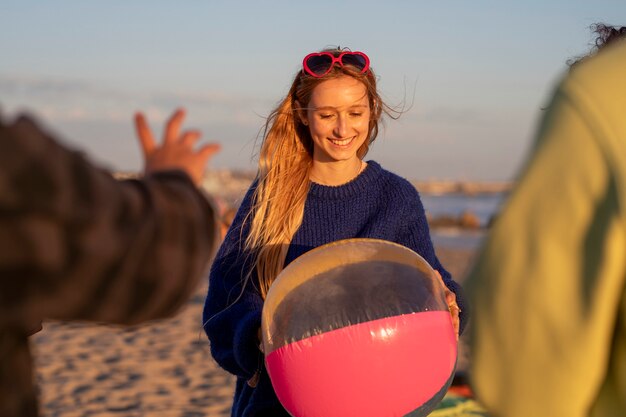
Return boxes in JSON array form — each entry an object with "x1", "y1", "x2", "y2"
[{"x1": 294, "y1": 100, "x2": 309, "y2": 126}]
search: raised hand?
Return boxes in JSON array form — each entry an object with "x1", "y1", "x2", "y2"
[{"x1": 134, "y1": 108, "x2": 221, "y2": 185}]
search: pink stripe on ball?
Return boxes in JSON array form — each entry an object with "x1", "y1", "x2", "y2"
[{"x1": 266, "y1": 311, "x2": 456, "y2": 417}]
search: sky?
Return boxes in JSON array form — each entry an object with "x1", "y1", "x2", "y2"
[{"x1": 1, "y1": 0, "x2": 625, "y2": 181}]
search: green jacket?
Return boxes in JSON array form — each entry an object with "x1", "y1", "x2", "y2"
[{"x1": 467, "y1": 40, "x2": 626, "y2": 417}]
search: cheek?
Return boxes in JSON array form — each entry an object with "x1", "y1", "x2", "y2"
[
  {"x1": 309, "y1": 122, "x2": 329, "y2": 139},
  {"x1": 357, "y1": 116, "x2": 371, "y2": 133}
]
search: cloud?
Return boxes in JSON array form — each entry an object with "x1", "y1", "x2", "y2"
[
  {"x1": 0, "y1": 75, "x2": 93, "y2": 96},
  {"x1": 0, "y1": 74, "x2": 273, "y2": 125}
]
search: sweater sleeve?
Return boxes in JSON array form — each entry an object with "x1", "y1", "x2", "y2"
[
  {"x1": 202, "y1": 183, "x2": 264, "y2": 379},
  {"x1": 397, "y1": 186, "x2": 469, "y2": 334}
]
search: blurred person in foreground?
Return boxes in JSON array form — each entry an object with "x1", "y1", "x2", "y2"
[
  {"x1": 467, "y1": 25, "x2": 626, "y2": 416},
  {"x1": 0, "y1": 108, "x2": 220, "y2": 417}
]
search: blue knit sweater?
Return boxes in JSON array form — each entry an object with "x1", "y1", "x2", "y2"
[{"x1": 203, "y1": 161, "x2": 468, "y2": 417}]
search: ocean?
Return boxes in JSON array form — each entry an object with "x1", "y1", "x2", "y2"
[
  {"x1": 421, "y1": 192, "x2": 506, "y2": 250},
  {"x1": 215, "y1": 182, "x2": 507, "y2": 251}
]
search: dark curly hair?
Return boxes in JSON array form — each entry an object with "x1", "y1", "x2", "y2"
[
  {"x1": 568, "y1": 23, "x2": 626, "y2": 67},
  {"x1": 592, "y1": 23, "x2": 626, "y2": 49}
]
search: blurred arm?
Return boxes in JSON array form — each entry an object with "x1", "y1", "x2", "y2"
[{"x1": 0, "y1": 116, "x2": 219, "y2": 328}]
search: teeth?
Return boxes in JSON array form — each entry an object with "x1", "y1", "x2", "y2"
[{"x1": 330, "y1": 137, "x2": 353, "y2": 146}]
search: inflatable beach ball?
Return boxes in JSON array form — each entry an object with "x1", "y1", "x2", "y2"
[{"x1": 261, "y1": 238, "x2": 457, "y2": 417}]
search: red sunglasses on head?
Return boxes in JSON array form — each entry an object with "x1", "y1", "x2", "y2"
[{"x1": 302, "y1": 51, "x2": 370, "y2": 78}]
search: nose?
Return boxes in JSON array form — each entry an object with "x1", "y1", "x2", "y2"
[{"x1": 332, "y1": 114, "x2": 349, "y2": 138}]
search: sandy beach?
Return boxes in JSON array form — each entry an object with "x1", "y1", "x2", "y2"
[{"x1": 32, "y1": 244, "x2": 478, "y2": 417}]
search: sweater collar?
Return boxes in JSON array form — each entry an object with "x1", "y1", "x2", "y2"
[{"x1": 308, "y1": 160, "x2": 385, "y2": 200}]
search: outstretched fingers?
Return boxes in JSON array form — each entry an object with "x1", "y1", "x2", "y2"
[
  {"x1": 135, "y1": 108, "x2": 221, "y2": 185},
  {"x1": 164, "y1": 108, "x2": 186, "y2": 145},
  {"x1": 180, "y1": 130, "x2": 202, "y2": 148},
  {"x1": 197, "y1": 142, "x2": 222, "y2": 160},
  {"x1": 134, "y1": 112, "x2": 156, "y2": 157}
]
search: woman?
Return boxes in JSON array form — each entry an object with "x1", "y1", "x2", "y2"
[{"x1": 203, "y1": 48, "x2": 467, "y2": 417}]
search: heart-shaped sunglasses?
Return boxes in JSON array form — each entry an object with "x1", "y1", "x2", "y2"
[{"x1": 302, "y1": 51, "x2": 370, "y2": 78}]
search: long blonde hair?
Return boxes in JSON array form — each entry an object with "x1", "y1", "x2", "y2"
[{"x1": 246, "y1": 49, "x2": 386, "y2": 298}]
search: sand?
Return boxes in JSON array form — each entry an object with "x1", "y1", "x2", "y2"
[{"x1": 32, "y1": 245, "x2": 478, "y2": 417}]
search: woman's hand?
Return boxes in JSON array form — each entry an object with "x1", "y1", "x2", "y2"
[
  {"x1": 134, "y1": 108, "x2": 221, "y2": 185},
  {"x1": 433, "y1": 270, "x2": 460, "y2": 340}
]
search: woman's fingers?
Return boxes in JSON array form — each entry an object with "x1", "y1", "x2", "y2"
[
  {"x1": 434, "y1": 269, "x2": 460, "y2": 339},
  {"x1": 446, "y1": 296, "x2": 460, "y2": 341}
]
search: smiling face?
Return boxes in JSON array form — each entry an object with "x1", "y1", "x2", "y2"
[{"x1": 301, "y1": 76, "x2": 371, "y2": 165}]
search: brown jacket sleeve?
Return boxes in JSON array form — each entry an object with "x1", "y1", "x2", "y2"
[
  {"x1": 0, "y1": 115, "x2": 218, "y2": 327},
  {"x1": 0, "y1": 115, "x2": 218, "y2": 417}
]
